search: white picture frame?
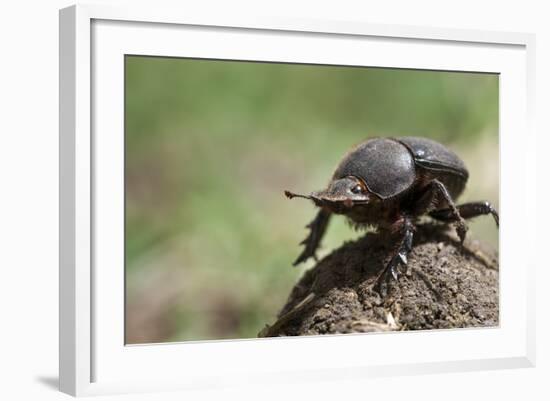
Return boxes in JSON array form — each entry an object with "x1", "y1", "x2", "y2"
[{"x1": 59, "y1": 4, "x2": 536, "y2": 397}]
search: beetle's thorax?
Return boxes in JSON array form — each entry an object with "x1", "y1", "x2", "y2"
[{"x1": 332, "y1": 138, "x2": 416, "y2": 200}]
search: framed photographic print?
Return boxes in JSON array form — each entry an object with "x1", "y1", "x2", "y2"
[{"x1": 59, "y1": 4, "x2": 536, "y2": 396}]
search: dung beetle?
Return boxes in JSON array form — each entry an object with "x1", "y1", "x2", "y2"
[{"x1": 285, "y1": 136, "x2": 499, "y2": 290}]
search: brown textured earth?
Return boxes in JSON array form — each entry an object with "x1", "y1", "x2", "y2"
[{"x1": 259, "y1": 223, "x2": 498, "y2": 337}]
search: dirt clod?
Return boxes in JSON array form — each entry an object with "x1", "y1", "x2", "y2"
[{"x1": 259, "y1": 224, "x2": 498, "y2": 337}]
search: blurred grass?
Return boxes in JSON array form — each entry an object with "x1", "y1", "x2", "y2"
[{"x1": 124, "y1": 56, "x2": 499, "y2": 344}]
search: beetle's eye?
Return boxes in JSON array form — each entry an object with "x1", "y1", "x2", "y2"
[{"x1": 351, "y1": 184, "x2": 363, "y2": 194}]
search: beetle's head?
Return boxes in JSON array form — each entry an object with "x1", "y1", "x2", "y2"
[{"x1": 285, "y1": 176, "x2": 370, "y2": 214}]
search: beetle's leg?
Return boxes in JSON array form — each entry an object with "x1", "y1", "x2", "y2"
[
  {"x1": 293, "y1": 209, "x2": 332, "y2": 266},
  {"x1": 375, "y1": 216, "x2": 415, "y2": 295},
  {"x1": 430, "y1": 201, "x2": 499, "y2": 227},
  {"x1": 419, "y1": 179, "x2": 468, "y2": 243}
]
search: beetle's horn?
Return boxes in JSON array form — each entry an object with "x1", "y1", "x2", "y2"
[{"x1": 284, "y1": 190, "x2": 313, "y2": 201}]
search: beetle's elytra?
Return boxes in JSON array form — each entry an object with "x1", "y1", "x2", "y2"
[{"x1": 285, "y1": 136, "x2": 499, "y2": 293}]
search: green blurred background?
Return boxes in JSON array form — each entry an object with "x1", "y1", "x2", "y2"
[{"x1": 124, "y1": 56, "x2": 499, "y2": 344}]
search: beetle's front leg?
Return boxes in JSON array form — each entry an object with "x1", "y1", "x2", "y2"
[
  {"x1": 293, "y1": 209, "x2": 332, "y2": 266},
  {"x1": 375, "y1": 216, "x2": 415, "y2": 295}
]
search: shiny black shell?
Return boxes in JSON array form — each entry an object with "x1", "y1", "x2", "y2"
[{"x1": 332, "y1": 137, "x2": 469, "y2": 199}]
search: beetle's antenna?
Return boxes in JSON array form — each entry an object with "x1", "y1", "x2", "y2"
[{"x1": 284, "y1": 190, "x2": 313, "y2": 201}]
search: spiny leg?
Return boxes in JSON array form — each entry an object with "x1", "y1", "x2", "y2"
[
  {"x1": 430, "y1": 201, "x2": 499, "y2": 227},
  {"x1": 375, "y1": 216, "x2": 415, "y2": 295},
  {"x1": 293, "y1": 209, "x2": 332, "y2": 266},
  {"x1": 418, "y1": 179, "x2": 468, "y2": 243}
]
